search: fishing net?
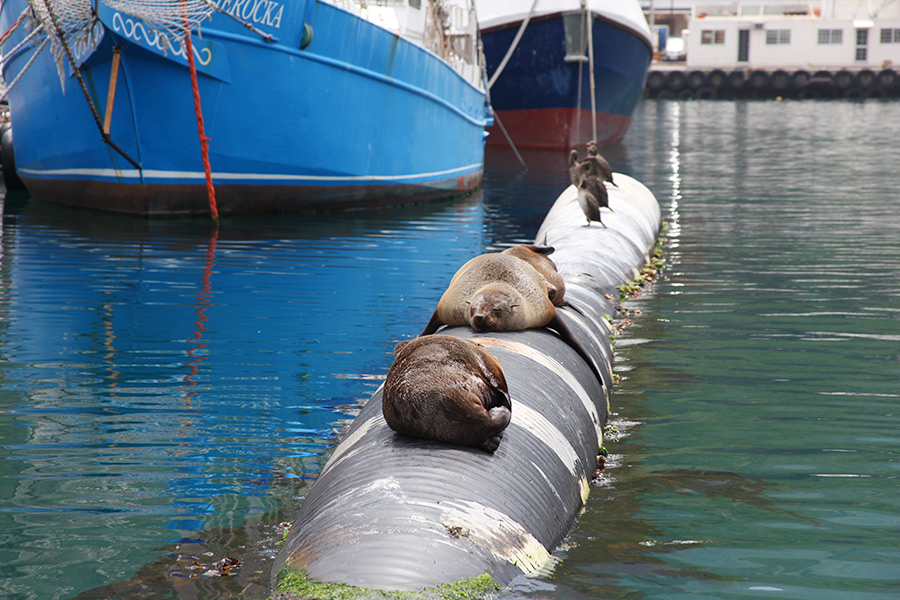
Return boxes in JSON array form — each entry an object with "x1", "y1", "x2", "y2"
[
  {"x1": 26, "y1": 0, "x2": 99, "y2": 91},
  {"x1": 103, "y1": 0, "x2": 215, "y2": 46},
  {"x1": 20, "y1": 0, "x2": 213, "y2": 91}
]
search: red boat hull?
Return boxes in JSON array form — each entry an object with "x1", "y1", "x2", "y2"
[{"x1": 487, "y1": 107, "x2": 633, "y2": 149}]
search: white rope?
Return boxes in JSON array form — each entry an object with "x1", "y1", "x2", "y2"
[
  {"x1": 26, "y1": 0, "x2": 100, "y2": 92},
  {"x1": 585, "y1": 2, "x2": 597, "y2": 142},
  {"x1": 0, "y1": 22, "x2": 44, "y2": 69},
  {"x1": 0, "y1": 36, "x2": 49, "y2": 102},
  {"x1": 487, "y1": 0, "x2": 539, "y2": 89}
]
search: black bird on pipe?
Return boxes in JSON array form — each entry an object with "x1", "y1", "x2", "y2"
[{"x1": 569, "y1": 141, "x2": 616, "y2": 227}]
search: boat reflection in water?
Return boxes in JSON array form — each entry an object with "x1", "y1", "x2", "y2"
[{"x1": 0, "y1": 189, "x2": 490, "y2": 599}]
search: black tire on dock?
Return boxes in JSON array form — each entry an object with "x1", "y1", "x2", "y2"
[
  {"x1": 842, "y1": 86, "x2": 867, "y2": 99},
  {"x1": 855, "y1": 69, "x2": 876, "y2": 90},
  {"x1": 748, "y1": 69, "x2": 769, "y2": 91},
  {"x1": 1, "y1": 126, "x2": 25, "y2": 191},
  {"x1": 706, "y1": 69, "x2": 726, "y2": 91},
  {"x1": 656, "y1": 89, "x2": 676, "y2": 99},
  {"x1": 694, "y1": 86, "x2": 716, "y2": 99},
  {"x1": 790, "y1": 70, "x2": 810, "y2": 90},
  {"x1": 687, "y1": 70, "x2": 707, "y2": 90},
  {"x1": 676, "y1": 88, "x2": 693, "y2": 99},
  {"x1": 876, "y1": 68, "x2": 897, "y2": 90},
  {"x1": 834, "y1": 69, "x2": 854, "y2": 90},
  {"x1": 770, "y1": 70, "x2": 790, "y2": 93},
  {"x1": 867, "y1": 86, "x2": 888, "y2": 98},
  {"x1": 646, "y1": 70, "x2": 666, "y2": 92},
  {"x1": 727, "y1": 70, "x2": 746, "y2": 90},
  {"x1": 665, "y1": 70, "x2": 687, "y2": 91}
]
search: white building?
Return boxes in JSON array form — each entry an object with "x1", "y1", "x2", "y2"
[{"x1": 684, "y1": 0, "x2": 900, "y2": 68}]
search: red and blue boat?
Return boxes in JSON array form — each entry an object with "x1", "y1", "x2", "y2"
[
  {"x1": 0, "y1": 0, "x2": 487, "y2": 216},
  {"x1": 477, "y1": 0, "x2": 652, "y2": 149}
]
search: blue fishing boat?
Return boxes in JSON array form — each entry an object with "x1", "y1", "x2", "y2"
[
  {"x1": 477, "y1": 0, "x2": 652, "y2": 150},
  {"x1": 0, "y1": 0, "x2": 487, "y2": 216}
]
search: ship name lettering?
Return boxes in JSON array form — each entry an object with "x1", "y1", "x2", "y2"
[{"x1": 216, "y1": 0, "x2": 284, "y2": 29}]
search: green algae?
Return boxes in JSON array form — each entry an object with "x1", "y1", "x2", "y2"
[
  {"x1": 616, "y1": 226, "x2": 667, "y2": 301},
  {"x1": 272, "y1": 567, "x2": 500, "y2": 600}
]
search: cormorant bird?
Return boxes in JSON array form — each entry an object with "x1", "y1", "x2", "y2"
[{"x1": 569, "y1": 142, "x2": 615, "y2": 227}]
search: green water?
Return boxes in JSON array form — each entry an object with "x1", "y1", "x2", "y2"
[{"x1": 503, "y1": 100, "x2": 900, "y2": 599}]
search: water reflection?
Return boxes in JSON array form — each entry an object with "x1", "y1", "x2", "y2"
[{"x1": 0, "y1": 192, "x2": 496, "y2": 599}]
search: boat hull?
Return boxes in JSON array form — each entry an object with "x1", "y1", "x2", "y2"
[
  {"x1": 482, "y1": 12, "x2": 651, "y2": 150},
  {"x1": 0, "y1": 1, "x2": 486, "y2": 216}
]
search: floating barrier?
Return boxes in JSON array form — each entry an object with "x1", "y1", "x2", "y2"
[
  {"x1": 270, "y1": 175, "x2": 662, "y2": 597},
  {"x1": 645, "y1": 66, "x2": 900, "y2": 99}
]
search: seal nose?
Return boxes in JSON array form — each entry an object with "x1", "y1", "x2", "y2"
[{"x1": 472, "y1": 313, "x2": 485, "y2": 329}]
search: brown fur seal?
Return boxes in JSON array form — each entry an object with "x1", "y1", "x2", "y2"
[
  {"x1": 420, "y1": 252, "x2": 605, "y2": 390},
  {"x1": 382, "y1": 335, "x2": 511, "y2": 452},
  {"x1": 501, "y1": 244, "x2": 566, "y2": 306}
]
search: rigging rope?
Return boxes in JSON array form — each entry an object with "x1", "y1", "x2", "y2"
[
  {"x1": 0, "y1": 6, "x2": 29, "y2": 46},
  {"x1": 182, "y1": 13, "x2": 219, "y2": 224},
  {"x1": 0, "y1": 21, "x2": 43, "y2": 70},
  {"x1": 487, "y1": 0, "x2": 539, "y2": 89},
  {"x1": 584, "y1": 1, "x2": 597, "y2": 142},
  {"x1": 37, "y1": 0, "x2": 141, "y2": 169},
  {"x1": 0, "y1": 36, "x2": 47, "y2": 102},
  {"x1": 27, "y1": 0, "x2": 99, "y2": 92}
]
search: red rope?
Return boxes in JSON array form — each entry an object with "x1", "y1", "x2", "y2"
[
  {"x1": 183, "y1": 23, "x2": 219, "y2": 223},
  {"x1": 0, "y1": 11, "x2": 27, "y2": 47}
]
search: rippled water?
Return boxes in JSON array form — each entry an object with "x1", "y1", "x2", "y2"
[
  {"x1": 503, "y1": 100, "x2": 900, "y2": 599},
  {"x1": 2, "y1": 100, "x2": 899, "y2": 600}
]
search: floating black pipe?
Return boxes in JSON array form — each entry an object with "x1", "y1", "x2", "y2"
[{"x1": 271, "y1": 174, "x2": 662, "y2": 596}]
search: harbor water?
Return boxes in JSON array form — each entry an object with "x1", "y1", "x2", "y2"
[{"x1": 1, "y1": 99, "x2": 898, "y2": 599}]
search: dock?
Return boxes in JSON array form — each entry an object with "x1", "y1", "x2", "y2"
[{"x1": 644, "y1": 64, "x2": 900, "y2": 99}]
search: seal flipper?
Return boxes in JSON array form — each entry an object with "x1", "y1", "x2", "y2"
[
  {"x1": 546, "y1": 313, "x2": 606, "y2": 392},
  {"x1": 419, "y1": 309, "x2": 445, "y2": 336},
  {"x1": 560, "y1": 300, "x2": 586, "y2": 318},
  {"x1": 481, "y1": 431, "x2": 504, "y2": 453}
]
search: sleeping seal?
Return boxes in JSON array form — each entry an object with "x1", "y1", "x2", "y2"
[
  {"x1": 501, "y1": 244, "x2": 566, "y2": 306},
  {"x1": 382, "y1": 335, "x2": 511, "y2": 452},
  {"x1": 420, "y1": 252, "x2": 605, "y2": 391}
]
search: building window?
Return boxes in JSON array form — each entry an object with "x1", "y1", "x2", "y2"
[
  {"x1": 818, "y1": 29, "x2": 842, "y2": 44},
  {"x1": 880, "y1": 28, "x2": 900, "y2": 43},
  {"x1": 701, "y1": 29, "x2": 725, "y2": 44},
  {"x1": 856, "y1": 28, "x2": 869, "y2": 46},
  {"x1": 766, "y1": 29, "x2": 791, "y2": 44},
  {"x1": 856, "y1": 47, "x2": 868, "y2": 61}
]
